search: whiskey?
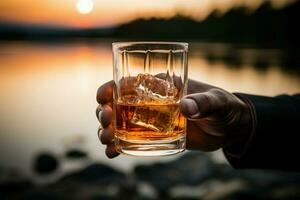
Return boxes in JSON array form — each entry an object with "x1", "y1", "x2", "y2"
[
  {"x1": 112, "y1": 73, "x2": 186, "y2": 155},
  {"x1": 114, "y1": 102, "x2": 185, "y2": 143}
]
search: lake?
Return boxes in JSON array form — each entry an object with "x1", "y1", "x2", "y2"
[{"x1": 0, "y1": 40, "x2": 299, "y2": 180}]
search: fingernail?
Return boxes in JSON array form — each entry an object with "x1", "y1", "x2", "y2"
[{"x1": 182, "y1": 98, "x2": 199, "y2": 117}]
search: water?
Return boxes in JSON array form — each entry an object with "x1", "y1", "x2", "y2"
[{"x1": 0, "y1": 40, "x2": 299, "y2": 179}]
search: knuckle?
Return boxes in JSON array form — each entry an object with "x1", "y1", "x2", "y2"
[
  {"x1": 100, "y1": 130, "x2": 108, "y2": 144},
  {"x1": 96, "y1": 80, "x2": 114, "y2": 104},
  {"x1": 96, "y1": 107, "x2": 100, "y2": 118},
  {"x1": 100, "y1": 128, "x2": 114, "y2": 144},
  {"x1": 209, "y1": 88, "x2": 229, "y2": 104},
  {"x1": 100, "y1": 137, "x2": 105, "y2": 144},
  {"x1": 105, "y1": 147, "x2": 115, "y2": 159},
  {"x1": 209, "y1": 88, "x2": 226, "y2": 98},
  {"x1": 100, "y1": 132, "x2": 106, "y2": 144}
]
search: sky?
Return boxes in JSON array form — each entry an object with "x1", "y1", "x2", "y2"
[{"x1": 0, "y1": 0, "x2": 295, "y2": 28}]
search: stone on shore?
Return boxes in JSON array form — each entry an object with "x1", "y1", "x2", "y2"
[
  {"x1": 60, "y1": 163, "x2": 125, "y2": 185},
  {"x1": 33, "y1": 152, "x2": 59, "y2": 175},
  {"x1": 134, "y1": 151, "x2": 216, "y2": 191},
  {"x1": 65, "y1": 149, "x2": 88, "y2": 159}
]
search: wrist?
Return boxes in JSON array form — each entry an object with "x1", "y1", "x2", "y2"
[{"x1": 224, "y1": 93, "x2": 256, "y2": 158}]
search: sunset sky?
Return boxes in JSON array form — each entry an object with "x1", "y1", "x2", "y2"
[{"x1": 0, "y1": 0, "x2": 295, "y2": 28}]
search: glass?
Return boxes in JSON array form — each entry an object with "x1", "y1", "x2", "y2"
[{"x1": 112, "y1": 42, "x2": 188, "y2": 156}]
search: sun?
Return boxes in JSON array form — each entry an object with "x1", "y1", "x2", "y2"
[{"x1": 76, "y1": 0, "x2": 94, "y2": 14}]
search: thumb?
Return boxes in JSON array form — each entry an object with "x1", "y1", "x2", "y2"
[{"x1": 180, "y1": 90, "x2": 225, "y2": 120}]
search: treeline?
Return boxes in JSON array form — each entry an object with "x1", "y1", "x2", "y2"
[
  {"x1": 1, "y1": 1, "x2": 300, "y2": 47},
  {"x1": 112, "y1": 1, "x2": 300, "y2": 47}
]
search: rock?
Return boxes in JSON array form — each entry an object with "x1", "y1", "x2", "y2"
[
  {"x1": 216, "y1": 163, "x2": 300, "y2": 185},
  {"x1": 202, "y1": 182, "x2": 300, "y2": 200},
  {"x1": 212, "y1": 163, "x2": 300, "y2": 200},
  {"x1": 268, "y1": 185, "x2": 300, "y2": 200},
  {"x1": 33, "y1": 152, "x2": 59, "y2": 175},
  {"x1": 85, "y1": 195, "x2": 114, "y2": 200},
  {"x1": 60, "y1": 163, "x2": 125, "y2": 185},
  {"x1": 216, "y1": 162, "x2": 300, "y2": 185},
  {"x1": 65, "y1": 149, "x2": 88, "y2": 159},
  {"x1": 202, "y1": 179, "x2": 249, "y2": 200},
  {"x1": 134, "y1": 151, "x2": 216, "y2": 191},
  {"x1": 235, "y1": 170, "x2": 300, "y2": 186},
  {"x1": 136, "y1": 183, "x2": 158, "y2": 199},
  {"x1": 24, "y1": 189, "x2": 64, "y2": 200},
  {"x1": 116, "y1": 176, "x2": 139, "y2": 200},
  {"x1": 0, "y1": 180, "x2": 33, "y2": 199}
]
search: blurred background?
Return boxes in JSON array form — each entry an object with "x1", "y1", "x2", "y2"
[{"x1": 1, "y1": 0, "x2": 300, "y2": 199}]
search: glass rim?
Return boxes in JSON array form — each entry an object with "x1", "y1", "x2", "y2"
[{"x1": 112, "y1": 41, "x2": 188, "y2": 49}]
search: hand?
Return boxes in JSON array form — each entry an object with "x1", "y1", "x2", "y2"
[
  {"x1": 179, "y1": 79, "x2": 252, "y2": 151},
  {"x1": 96, "y1": 80, "x2": 119, "y2": 158},
  {"x1": 96, "y1": 79, "x2": 252, "y2": 158}
]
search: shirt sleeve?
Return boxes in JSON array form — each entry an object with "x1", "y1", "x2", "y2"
[{"x1": 223, "y1": 93, "x2": 300, "y2": 171}]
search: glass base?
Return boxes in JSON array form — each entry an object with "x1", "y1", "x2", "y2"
[{"x1": 115, "y1": 136, "x2": 186, "y2": 156}]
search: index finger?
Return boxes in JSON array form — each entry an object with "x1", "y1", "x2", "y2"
[{"x1": 96, "y1": 80, "x2": 114, "y2": 104}]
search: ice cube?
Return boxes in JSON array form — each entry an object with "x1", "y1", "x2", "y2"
[
  {"x1": 130, "y1": 104, "x2": 180, "y2": 132},
  {"x1": 127, "y1": 74, "x2": 180, "y2": 131},
  {"x1": 118, "y1": 74, "x2": 180, "y2": 131},
  {"x1": 134, "y1": 73, "x2": 178, "y2": 103}
]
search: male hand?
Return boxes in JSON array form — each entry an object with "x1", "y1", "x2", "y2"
[{"x1": 96, "y1": 79, "x2": 252, "y2": 158}]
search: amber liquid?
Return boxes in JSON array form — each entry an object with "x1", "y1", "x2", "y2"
[{"x1": 114, "y1": 102, "x2": 185, "y2": 143}]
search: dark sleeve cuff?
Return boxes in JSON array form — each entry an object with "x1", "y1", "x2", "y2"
[
  {"x1": 223, "y1": 93, "x2": 257, "y2": 168},
  {"x1": 222, "y1": 93, "x2": 300, "y2": 171}
]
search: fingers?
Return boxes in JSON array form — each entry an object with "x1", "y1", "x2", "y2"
[
  {"x1": 180, "y1": 98, "x2": 201, "y2": 119},
  {"x1": 97, "y1": 107, "x2": 114, "y2": 146},
  {"x1": 97, "y1": 104, "x2": 112, "y2": 128},
  {"x1": 180, "y1": 89, "x2": 227, "y2": 120},
  {"x1": 186, "y1": 121, "x2": 225, "y2": 151},
  {"x1": 96, "y1": 80, "x2": 114, "y2": 105},
  {"x1": 105, "y1": 143, "x2": 120, "y2": 158},
  {"x1": 98, "y1": 127, "x2": 119, "y2": 158},
  {"x1": 98, "y1": 126, "x2": 114, "y2": 144},
  {"x1": 96, "y1": 102, "x2": 119, "y2": 158}
]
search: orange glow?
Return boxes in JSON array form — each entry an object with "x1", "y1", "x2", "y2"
[{"x1": 0, "y1": 0, "x2": 295, "y2": 28}]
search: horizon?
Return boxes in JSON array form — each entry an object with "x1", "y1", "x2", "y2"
[{"x1": 0, "y1": 0, "x2": 295, "y2": 28}]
